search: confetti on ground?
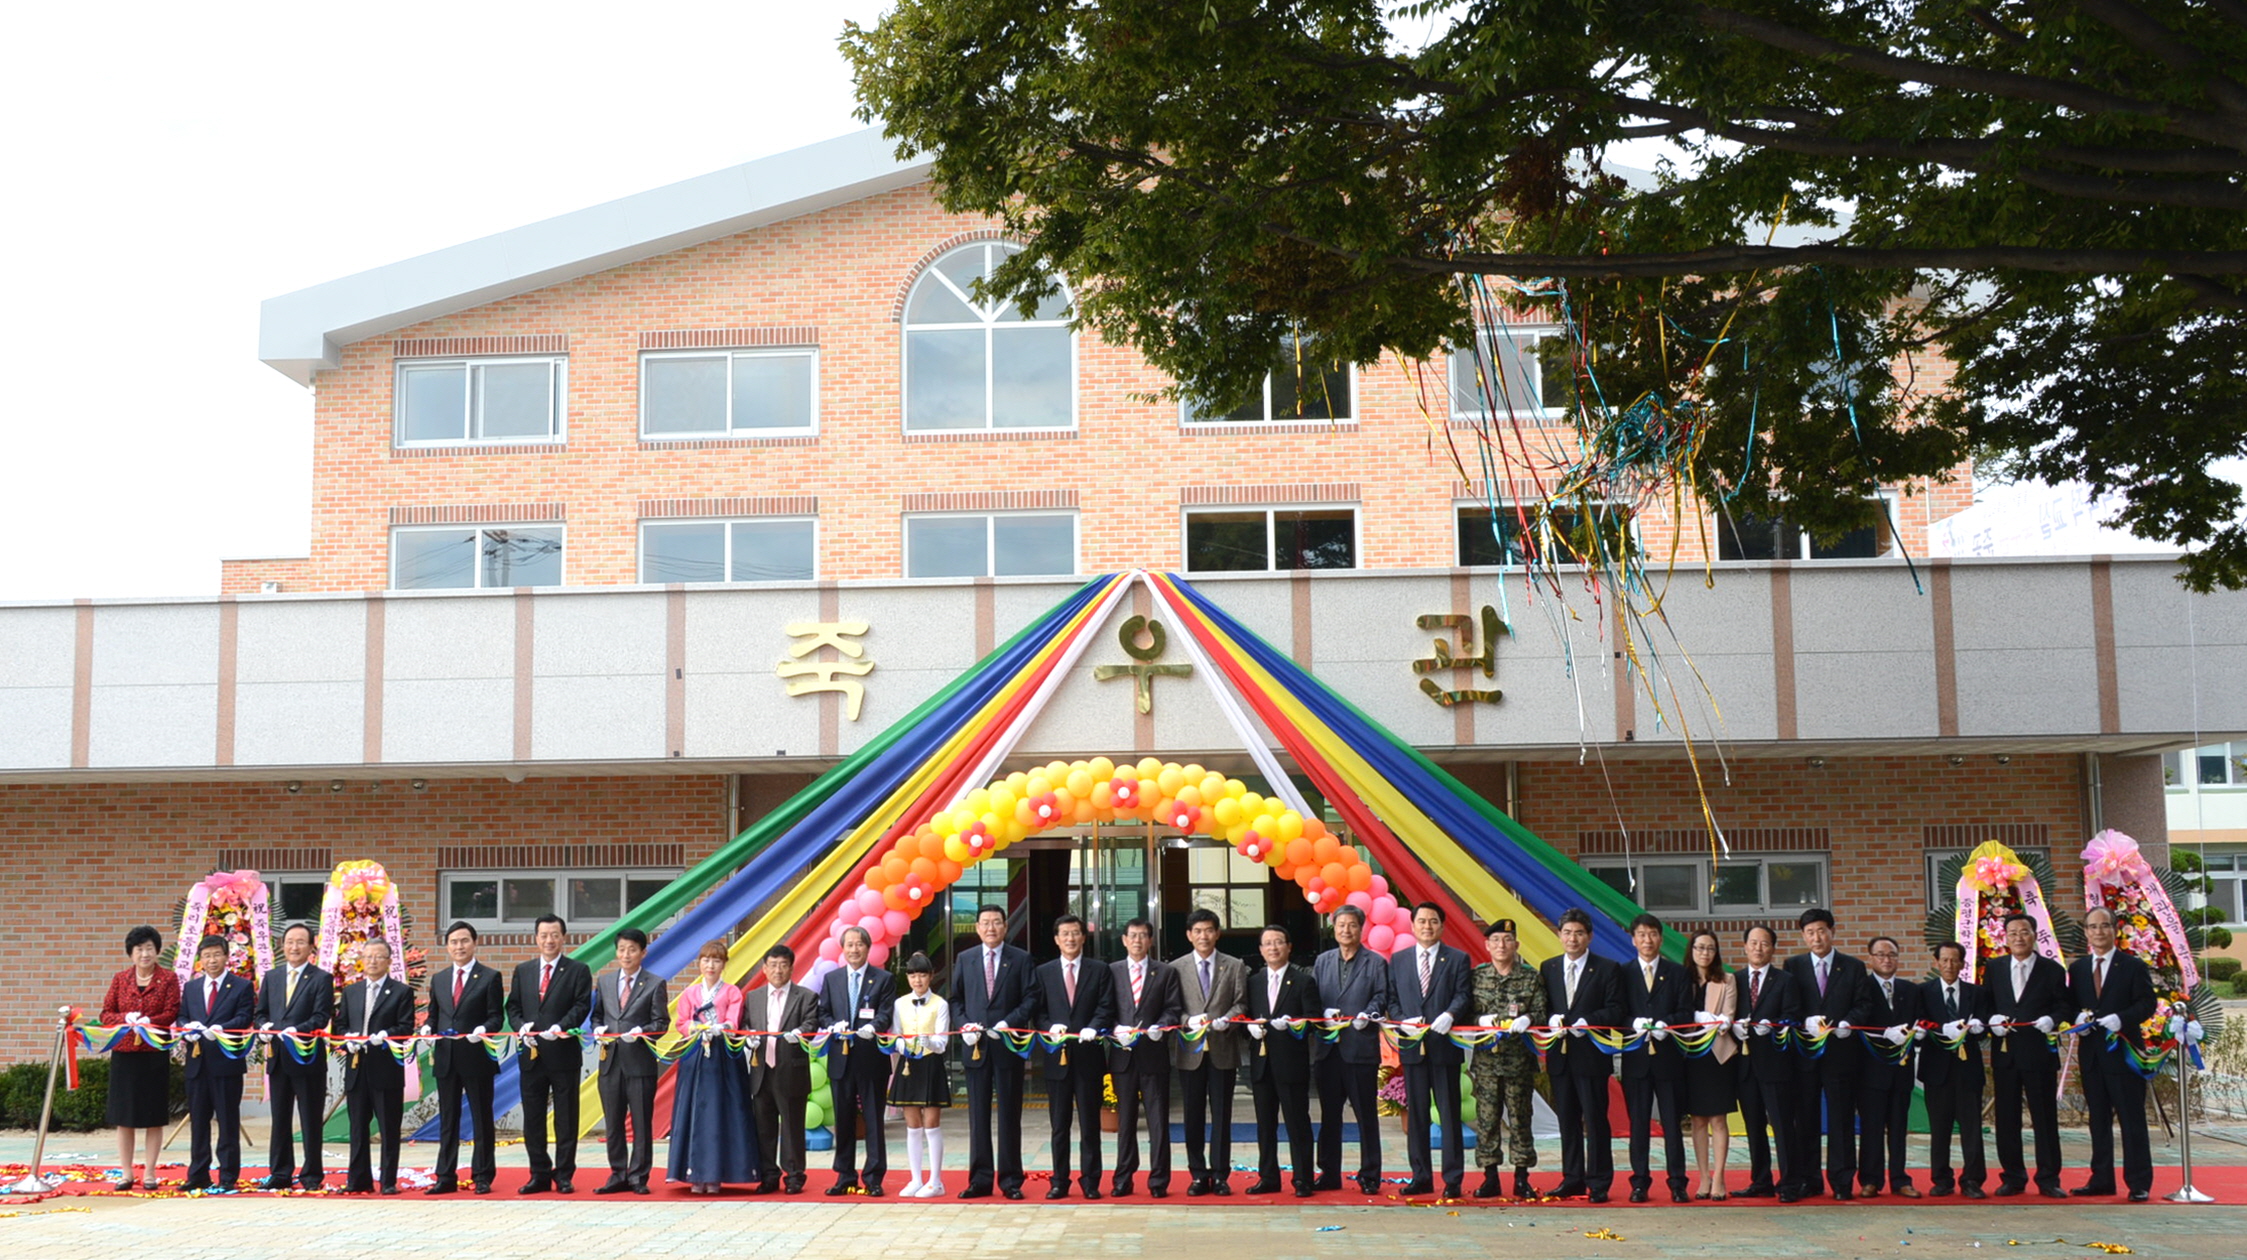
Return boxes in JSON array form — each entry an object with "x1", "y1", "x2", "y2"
[
  {"x1": 1313, "y1": 1225, "x2": 1344, "y2": 1232},
  {"x1": 1583, "y1": 1228, "x2": 1627, "y2": 1241}
]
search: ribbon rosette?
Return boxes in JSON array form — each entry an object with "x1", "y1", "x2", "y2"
[{"x1": 2082, "y1": 829, "x2": 2154, "y2": 888}]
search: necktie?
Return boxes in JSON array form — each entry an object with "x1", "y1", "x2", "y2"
[
  {"x1": 1817, "y1": 956, "x2": 1829, "y2": 997},
  {"x1": 1268, "y1": 969, "x2": 1282, "y2": 1011},
  {"x1": 284, "y1": 967, "x2": 298, "y2": 1007},
  {"x1": 620, "y1": 971, "x2": 634, "y2": 1014},
  {"x1": 1420, "y1": 948, "x2": 1434, "y2": 998},
  {"x1": 985, "y1": 948, "x2": 998, "y2": 1001},
  {"x1": 1200, "y1": 956, "x2": 1212, "y2": 1002},
  {"x1": 1880, "y1": 978, "x2": 1893, "y2": 1008},
  {"x1": 1565, "y1": 960, "x2": 1579, "y2": 1007},
  {"x1": 1065, "y1": 960, "x2": 1077, "y2": 1006},
  {"x1": 363, "y1": 981, "x2": 380, "y2": 1036},
  {"x1": 1748, "y1": 969, "x2": 1762, "y2": 1011},
  {"x1": 765, "y1": 992, "x2": 780, "y2": 1067},
  {"x1": 1644, "y1": 962, "x2": 1656, "y2": 993},
  {"x1": 1131, "y1": 962, "x2": 1145, "y2": 1008},
  {"x1": 1945, "y1": 985, "x2": 1958, "y2": 1021},
  {"x1": 454, "y1": 968, "x2": 466, "y2": 1007},
  {"x1": 540, "y1": 961, "x2": 553, "y2": 999},
  {"x1": 2096, "y1": 955, "x2": 2106, "y2": 999},
  {"x1": 848, "y1": 970, "x2": 861, "y2": 1018},
  {"x1": 2017, "y1": 959, "x2": 2029, "y2": 999},
  {"x1": 207, "y1": 978, "x2": 218, "y2": 1014}
]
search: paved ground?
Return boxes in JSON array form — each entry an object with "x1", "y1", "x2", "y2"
[{"x1": 6, "y1": 1118, "x2": 2244, "y2": 1256}]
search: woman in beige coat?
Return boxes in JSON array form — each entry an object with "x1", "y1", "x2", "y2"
[{"x1": 1682, "y1": 930, "x2": 1738, "y2": 1199}]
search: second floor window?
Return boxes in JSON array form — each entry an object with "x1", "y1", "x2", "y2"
[
  {"x1": 640, "y1": 518, "x2": 816, "y2": 583},
  {"x1": 1717, "y1": 505, "x2": 1892, "y2": 560},
  {"x1": 904, "y1": 511, "x2": 1076, "y2": 578},
  {"x1": 641, "y1": 349, "x2": 816, "y2": 437},
  {"x1": 1185, "y1": 507, "x2": 1357, "y2": 572},
  {"x1": 396, "y1": 356, "x2": 566, "y2": 446},
  {"x1": 904, "y1": 242, "x2": 1073, "y2": 431},
  {"x1": 1449, "y1": 327, "x2": 1560, "y2": 420},
  {"x1": 1458, "y1": 503, "x2": 1637, "y2": 567},
  {"x1": 1183, "y1": 333, "x2": 1352, "y2": 423},
  {"x1": 391, "y1": 525, "x2": 564, "y2": 589}
]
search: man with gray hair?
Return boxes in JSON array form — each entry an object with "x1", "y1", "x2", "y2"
[{"x1": 1312, "y1": 904, "x2": 1394, "y2": 1193}]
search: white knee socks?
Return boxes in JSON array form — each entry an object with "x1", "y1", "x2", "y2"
[
  {"x1": 921, "y1": 1128, "x2": 945, "y2": 1197},
  {"x1": 903, "y1": 1126, "x2": 926, "y2": 1194}
]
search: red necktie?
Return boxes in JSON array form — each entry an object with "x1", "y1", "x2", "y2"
[
  {"x1": 454, "y1": 968, "x2": 466, "y2": 1006},
  {"x1": 1749, "y1": 969, "x2": 1762, "y2": 1011},
  {"x1": 540, "y1": 962, "x2": 553, "y2": 999},
  {"x1": 1131, "y1": 963, "x2": 1145, "y2": 1008},
  {"x1": 620, "y1": 973, "x2": 634, "y2": 1011},
  {"x1": 2095, "y1": 956, "x2": 2106, "y2": 1000}
]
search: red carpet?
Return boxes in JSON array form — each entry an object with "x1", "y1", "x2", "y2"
[{"x1": 8, "y1": 1157, "x2": 2245, "y2": 1206}]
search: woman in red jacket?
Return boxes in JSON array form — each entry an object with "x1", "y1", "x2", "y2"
[{"x1": 100, "y1": 925, "x2": 181, "y2": 1190}]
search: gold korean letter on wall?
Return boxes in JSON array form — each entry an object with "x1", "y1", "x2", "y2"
[
  {"x1": 777, "y1": 620, "x2": 875, "y2": 721},
  {"x1": 1412, "y1": 605, "x2": 1506, "y2": 707},
  {"x1": 1093, "y1": 615, "x2": 1192, "y2": 714}
]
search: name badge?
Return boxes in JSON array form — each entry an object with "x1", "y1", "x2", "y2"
[{"x1": 859, "y1": 1006, "x2": 875, "y2": 1020}]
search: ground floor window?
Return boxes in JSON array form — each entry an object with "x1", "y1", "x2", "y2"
[
  {"x1": 440, "y1": 867, "x2": 678, "y2": 932},
  {"x1": 1585, "y1": 854, "x2": 1826, "y2": 918}
]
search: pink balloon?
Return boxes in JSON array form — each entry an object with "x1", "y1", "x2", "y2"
[
  {"x1": 1371, "y1": 894, "x2": 1397, "y2": 920},
  {"x1": 858, "y1": 914, "x2": 887, "y2": 941},
  {"x1": 855, "y1": 887, "x2": 885, "y2": 917},
  {"x1": 1389, "y1": 905, "x2": 1417, "y2": 930},
  {"x1": 1344, "y1": 890, "x2": 1374, "y2": 912},
  {"x1": 882, "y1": 909, "x2": 912, "y2": 938},
  {"x1": 1365, "y1": 924, "x2": 1395, "y2": 953},
  {"x1": 1369, "y1": 875, "x2": 1389, "y2": 899},
  {"x1": 817, "y1": 937, "x2": 842, "y2": 961},
  {"x1": 866, "y1": 942, "x2": 890, "y2": 967}
]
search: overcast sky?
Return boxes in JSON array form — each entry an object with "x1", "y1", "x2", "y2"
[{"x1": 0, "y1": 1, "x2": 891, "y2": 601}]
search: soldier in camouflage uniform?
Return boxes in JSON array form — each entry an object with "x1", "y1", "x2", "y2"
[{"x1": 1469, "y1": 918, "x2": 1548, "y2": 1198}]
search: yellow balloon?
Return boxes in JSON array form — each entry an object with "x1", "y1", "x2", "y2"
[
  {"x1": 1241, "y1": 793, "x2": 1267, "y2": 819},
  {"x1": 1181, "y1": 763, "x2": 1207, "y2": 783},
  {"x1": 1026, "y1": 775, "x2": 1053, "y2": 798},
  {"x1": 1065, "y1": 769, "x2": 1094, "y2": 798},
  {"x1": 1250, "y1": 813, "x2": 1278, "y2": 838},
  {"x1": 1088, "y1": 757, "x2": 1116, "y2": 782},
  {"x1": 989, "y1": 788, "x2": 1018, "y2": 818},
  {"x1": 1156, "y1": 765, "x2": 1186, "y2": 797},
  {"x1": 1224, "y1": 778, "x2": 1248, "y2": 799},
  {"x1": 1014, "y1": 800, "x2": 1039, "y2": 828},
  {"x1": 1212, "y1": 798, "x2": 1242, "y2": 827},
  {"x1": 1222, "y1": 822, "x2": 1248, "y2": 845},
  {"x1": 1200, "y1": 774, "x2": 1228, "y2": 801},
  {"x1": 1005, "y1": 771, "x2": 1029, "y2": 791},
  {"x1": 943, "y1": 837, "x2": 973, "y2": 864},
  {"x1": 1136, "y1": 757, "x2": 1164, "y2": 780},
  {"x1": 1176, "y1": 784, "x2": 1204, "y2": 808},
  {"x1": 966, "y1": 788, "x2": 992, "y2": 814},
  {"x1": 1277, "y1": 810, "x2": 1306, "y2": 842},
  {"x1": 1071, "y1": 798, "x2": 1097, "y2": 824}
]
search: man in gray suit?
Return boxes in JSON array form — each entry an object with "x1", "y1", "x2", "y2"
[
  {"x1": 1172, "y1": 907, "x2": 1249, "y2": 1196},
  {"x1": 592, "y1": 928, "x2": 670, "y2": 1194},
  {"x1": 1312, "y1": 904, "x2": 1395, "y2": 1193},
  {"x1": 745, "y1": 943, "x2": 820, "y2": 1195}
]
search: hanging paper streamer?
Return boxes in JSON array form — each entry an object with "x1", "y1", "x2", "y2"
[{"x1": 171, "y1": 869, "x2": 273, "y2": 984}]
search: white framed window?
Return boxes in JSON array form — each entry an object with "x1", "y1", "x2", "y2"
[
  {"x1": 440, "y1": 867, "x2": 681, "y2": 932},
  {"x1": 264, "y1": 875, "x2": 327, "y2": 927},
  {"x1": 639, "y1": 517, "x2": 816, "y2": 584},
  {"x1": 1182, "y1": 332, "x2": 1354, "y2": 423},
  {"x1": 640, "y1": 348, "x2": 817, "y2": 437},
  {"x1": 2197, "y1": 850, "x2": 2247, "y2": 925},
  {"x1": 391, "y1": 524, "x2": 565, "y2": 590},
  {"x1": 903, "y1": 242, "x2": 1074, "y2": 432},
  {"x1": 1449, "y1": 326, "x2": 1561, "y2": 420},
  {"x1": 1187, "y1": 845, "x2": 1274, "y2": 928},
  {"x1": 1925, "y1": 847, "x2": 2050, "y2": 912},
  {"x1": 1456, "y1": 502, "x2": 1637, "y2": 567},
  {"x1": 395, "y1": 356, "x2": 566, "y2": 447},
  {"x1": 1585, "y1": 855, "x2": 1828, "y2": 917},
  {"x1": 1183, "y1": 506, "x2": 1358, "y2": 572},
  {"x1": 2166, "y1": 743, "x2": 2247, "y2": 790},
  {"x1": 1718, "y1": 494, "x2": 1898, "y2": 561},
  {"x1": 904, "y1": 511, "x2": 1077, "y2": 579}
]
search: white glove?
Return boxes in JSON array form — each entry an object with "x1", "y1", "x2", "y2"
[
  {"x1": 371, "y1": 1030, "x2": 389, "y2": 1044},
  {"x1": 594, "y1": 1025, "x2": 609, "y2": 1038},
  {"x1": 1733, "y1": 1020, "x2": 1753, "y2": 1038},
  {"x1": 1076, "y1": 1027, "x2": 1097, "y2": 1042},
  {"x1": 2032, "y1": 1015, "x2": 2055, "y2": 1034},
  {"x1": 830, "y1": 1020, "x2": 851, "y2": 1037},
  {"x1": 343, "y1": 1034, "x2": 366, "y2": 1050},
  {"x1": 1695, "y1": 1011, "x2": 1719, "y2": 1025},
  {"x1": 1049, "y1": 1022, "x2": 1071, "y2": 1038},
  {"x1": 1570, "y1": 1017, "x2": 1589, "y2": 1037},
  {"x1": 626, "y1": 1026, "x2": 644, "y2": 1040},
  {"x1": 1940, "y1": 1020, "x2": 1965, "y2": 1039},
  {"x1": 469, "y1": 1024, "x2": 486, "y2": 1039},
  {"x1": 1479, "y1": 1013, "x2": 1502, "y2": 1029},
  {"x1": 1430, "y1": 1012, "x2": 1455, "y2": 1036},
  {"x1": 2076, "y1": 1009, "x2": 2095, "y2": 1028},
  {"x1": 1146, "y1": 1025, "x2": 1164, "y2": 1042},
  {"x1": 1187, "y1": 1013, "x2": 1209, "y2": 1032},
  {"x1": 1247, "y1": 1022, "x2": 1268, "y2": 1041},
  {"x1": 855, "y1": 1023, "x2": 875, "y2": 1040},
  {"x1": 1631, "y1": 1017, "x2": 1653, "y2": 1033},
  {"x1": 540, "y1": 1026, "x2": 561, "y2": 1041},
  {"x1": 1325, "y1": 1008, "x2": 1342, "y2": 1021},
  {"x1": 783, "y1": 1029, "x2": 802, "y2": 1044},
  {"x1": 1508, "y1": 1015, "x2": 1531, "y2": 1034},
  {"x1": 1987, "y1": 1013, "x2": 2010, "y2": 1033},
  {"x1": 1805, "y1": 1015, "x2": 1828, "y2": 1036},
  {"x1": 518, "y1": 1023, "x2": 537, "y2": 1039},
  {"x1": 1547, "y1": 1013, "x2": 1566, "y2": 1031},
  {"x1": 1352, "y1": 1013, "x2": 1371, "y2": 1031},
  {"x1": 1114, "y1": 1024, "x2": 1137, "y2": 1042},
  {"x1": 1834, "y1": 1020, "x2": 1853, "y2": 1039},
  {"x1": 1912, "y1": 1026, "x2": 1927, "y2": 1040},
  {"x1": 416, "y1": 1024, "x2": 430, "y2": 1039},
  {"x1": 1754, "y1": 1019, "x2": 1773, "y2": 1037},
  {"x1": 1966, "y1": 1018, "x2": 1986, "y2": 1035},
  {"x1": 960, "y1": 1028, "x2": 980, "y2": 1046},
  {"x1": 1651, "y1": 1022, "x2": 1670, "y2": 1041},
  {"x1": 1884, "y1": 1025, "x2": 1909, "y2": 1046},
  {"x1": 2098, "y1": 1013, "x2": 2123, "y2": 1033},
  {"x1": 260, "y1": 1020, "x2": 274, "y2": 1032},
  {"x1": 1271, "y1": 1015, "x2": 1294, "y2": 1032}
]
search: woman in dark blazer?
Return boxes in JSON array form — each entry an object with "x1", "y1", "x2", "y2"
[{"x1": 100, "y1": 925, "x2": 181, "y2": 1190}]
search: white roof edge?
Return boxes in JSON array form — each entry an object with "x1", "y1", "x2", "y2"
[{"x1": 258, "y1": 127, "x2": 932, "y2": 385}]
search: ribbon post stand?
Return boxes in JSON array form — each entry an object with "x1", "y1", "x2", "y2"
[
  {"x1": 4, "y1": 1009, "x2": 71, "y2": 1195},
  {"x1": 2166, "y1": 1030, "x2": 2215, "y2": 1204}
]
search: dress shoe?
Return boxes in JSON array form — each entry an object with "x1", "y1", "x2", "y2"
[
  {"x1": 1833, "y1": 1187, "x2": 1854, "y2": 1201},
  {"x1": 1735, "y1": 1183, "x2": 1775, "y2": 1199},
  {"x1": 1777, "y1": 1189, "x2": 1800, "y2": 1203},
  {"x1": 1894, "y1": 1184, "x2": 1921, "y2": 1199},
  {"x1": 632, "y1": 1184, "x2": 650, "y2": 1195},
  {"x1": 783, "y1": 1178, "x2": 804, "y2": 1196},
  {"x1": 958, "y1": 1186, "x2": 991, "y2": 1200},
  {"x1": 1512, "y1": 1172, "x2": 1534, "y2": 1199},
  {"x1": 1293, "y1": 1183, "x2": 1314, "y2": 1198},
  {"x1": 1079, "y1": 1186, "x2": 1100, "y2": 1201},
  {"x1": 861, "y1": 1184, "x2": 883, "y2": 1198},
  {"x1": 1186, "y1": 1177, "x2": 1211, "y2": 1197},
  {"x1": 824, "y1": 1181, "x2": 855, "y2": 1197},
  {"x1": 1475, "y1": 1172, "x2": 1505, "y2": 1199},
  {"x1": 425, "y1": 1182, "x2": 457, "y2": 1196},
  {"x1": 342, "y1": 1181, "x2": 374, "y2": 1195},
  {"x1": 1362, "y1": 1177, "x2": 1385, "y2": 1196},
  {"x1": 1628, "y1": 1186, "x2": 1649, "y2": 1203},
  {"x1": 1211, "y1": 1179, "x2": 1232, "y2": 1196},
  {"x1": 1244, "y1": 1178, "x2": 1279, "y2": 1195},
  {"x1": 555, "y1": 1180, "x2": 576, "y2": 1194},
  {"x1": 517, "y1": 1178, "x2": 552, "y2": 1195},
  {"x1": 1993, "y1": 1182, "x2": 2025, "y2": 1197},
  {"x1": 1927, "y1": 1184, "x2": 1955, "y2": 1198},
  {"x1": 298, "y1": 1178, "x2": 325, "y2": 1192},
  {"x1": 1961, "y1": 1186, "x2": 1988, "y2": 1200},
  {"x1": 2070, "y1": 1183, "x2": 2116, "y2": 1197},
  {"x1": 381, "y1": 1185, "x2": 402, "y2": 1196},
  {"x1": 1150, "y1": 1186, "x2": 1168, "y2": 1199},
  {"x1": 181, "y1": 1180, "x2": 212, "y2": 1194},
  {"x1": 1002, "y1": 1187, "x2": 1024, "y2": 1200},
  {"x1": 1046, "y1": 1183, "x2": 1071, "y2": 1200},
  {"x1": 1110, "y1": 1177, "x2": 1134, "y2": 1197},
  {"x1": 257, "y1": 1174, "x2": 294, "y2": 1191},
  {"x1": 1587, "y1": 1188, "x2": 1609, "y2": 1204},
  {"x1": 2128, "y1": 1190, "x2": 2150, "y2": 1203},
  {"x1": 1671, "y1": 1188, "x2": 1691, "y2": 1204},
  {"x1": 1552, "y1": 1180, "x2": 1587, "y2": 1199},
  {"x1": 595, "y1": 1182, "x2": 630, "y2": 1195},
  {"x1": 2039, "y1": 1186, "x2": 2068, "y2": 1199},
  {"x1": 1314, "y1": 1174, "x2": 1343, "y2": 1192}
]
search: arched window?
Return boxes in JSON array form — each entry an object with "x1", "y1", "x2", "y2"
[{"x1": 903, "y1": 242, "x2": 1073, "y2": 431}]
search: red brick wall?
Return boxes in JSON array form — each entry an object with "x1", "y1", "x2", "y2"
[
  {"x1": 257, "y1": 182, "x2": 1969, "y2": 593},
  {"x1": 0, "y1": 775, "x2": 734, "y2": 1065}
]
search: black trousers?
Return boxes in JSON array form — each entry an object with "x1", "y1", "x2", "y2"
[
  {"x1": 2082, "y1": 1066, "x2": 2153, "y2": 1194},
  {"x1": 962, "y1": 1058, "x2": 1026, "y2": 1193},
  {"x1": 1737, "y1": 1069, "x2": 1800, "y2": 1193},
  {"x1": 1623, "y1": 1074, "x2": 1687, "y2": 1190},
  {"x1": 751, "y1": 1081, "x2": 809, "y2": 1181},
  {"x1": 1551, "y1": 1069, "x2": 1613, "y2": 1192},
  {"x1": 1402, "y1": 1058, "x2": 1465, "y2": 1188},
  {"x1": 1795, "y1": 1058, "x2": 1857, "y2": 1193},
  {"x1": 1992, "y1": 1062, "x2": 2062, "y2": 1191},
  {"x1": 432, "y1": 1072, "x2": 497, "y2": 1186},
  {"x1": 1251, "y1": 1073, "x2": 1314, "y2": 1189},
  {"x1": 1856, "y1": 1076, "x2": 1915, "y2": 1190},
  {"x1": 1179, "y1": 1061, "x2": 1236, "y2": 1182},
  {"x1": 1314, "y1": 1053, "x2": 1381, "y2": 1183},
  {"x1": 519, "y1": 1061, "x2": 580, "y2": 1181},
  {"x1": 184, "y1": 1073, "x2": 242, "y2": 1186},
  {"x1": 828, "y1": 1055, "x2": 888, "y2": 1185},
  {"x1": 1112, "y1": 1065, "x2": 1172, "y2": 1190},
  {"x1": 598, "y1": 1072, "x2": 657, "y2": 1188},
  {"x1": 344, "y1": 1082, "x2": 403, "y2": 1189},
  {"x1": 1045, "y1": 1061, "x2": 1105, "y2": 1189},
  {"x1": 1922, "y1": 1072, "x2": 1987, "y2": 1191},
  {"x1": 265, "y1": 1067, "x2": 325, "y2": 1185}
]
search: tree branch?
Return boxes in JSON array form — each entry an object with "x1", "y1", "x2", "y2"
[{"x1": 1415, "y1": 243, "x2": 2247, "y2": 279}]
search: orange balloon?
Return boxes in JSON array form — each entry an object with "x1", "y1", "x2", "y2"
[
  {"x1": 936, "y1": 858, "x2": 963, "y2": 885},
  {"x1": 863, "y1": 866, "x2": 890, "y2": 891},
  {"x1": 1337, "y1": 845, "x2": 1358, "y2": 867},
  {"x1": 1321, "y1": 861, "x2": 1348, "y2": 890},
  {"x1": 1285, "y1": 838, "x2": 1313, "y2": 868},
  {"x1": 1346, "y1": 864, "x2": 1372, "y2": 893},
  {"x1": 893, "y1": 833, "x2": 924, "y2": 861},
  {"x1": 882, "y1": 856, "x2": 910, "y2": 886},
  {"x1": 1312, "y1": 836, "x2": 1341, "y2": 866},
  {"x1": 882, "y1": 886, "x2": 912, "y2": 913},
  {"x1": 910, "y1": 856, "x2": 939, "y2": 882}
]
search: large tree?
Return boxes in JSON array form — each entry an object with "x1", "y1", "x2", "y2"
[{"x1": 845, "y1": 0, "x2": 2247, "y2": 587}]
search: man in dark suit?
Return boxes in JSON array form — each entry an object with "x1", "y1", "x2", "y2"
[
  {"x1": 1782, "y1": 907, "x2": 1870, "y2": 1198},
  {"x1": 1733, "y1": 924, "x2": 1806, "y2": 1201},
  {"x1": 953, "y1": 904, "x2": 1036, "y2": 1199},
  {"x1": 1918, "y1": 941, "x2": 1990, "y2": 1199},
  {"x1": 1986, "y1": 912, "x2": 2071, "y2": 1198},
  {"x1": 2069, "y1": 906, "x2": 2160, "y2": 1201},
  {"x1": 1539, "y1": 906, "x2": 1624, "y2": 1202},
  {"x1": 507, "y1": 912, "x2": 595, "y2": 1194},
  {"x1": 1244, "y1": 924, "x2": 1322, "y2": 1197},
  {"x1": 745, "y1": 943, "x2": 821, "y2": 1195},
  {"x1": 1854, "y1": 936, "x2": 1926, "y2": 1197},
  {"x1": 1390, "y1": 900, "x2": 1474, "y2": 1198},
  {"x1": 1173, "y1": 907, "x2": 1249, "y2": 1196},
  {"x1": 1312, "y1": 904, "x2": 1395, "y2": 1194},
  {"x1": 254, "y1": 922, "x2": 333, "y2": 1191},
  {"x1": 177, "y1": 934, "x2": 255, "y2": 1192},
  {"x1": 1034, "y1": 913, "x2": 1116, "y2": 1199},
  {"x1": 422, "y1": 920, "x2": 505, "y2": 1195},
  {"x1": 334, "y1": 939, "x2": 416, "y2": 1194},
  {"x1": 592, "y1": 927, "x2": 669, "y2": 1194},
  {"x1": 817, "y1": 924, "x2": 895, "y2": 1195},
  {"x1": 1618, "y1": 912, "x2": 1694, "y2": 1204},
  {"x1": 1109, "y1": 917, "x2": 1184, "y2": 1197}
]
